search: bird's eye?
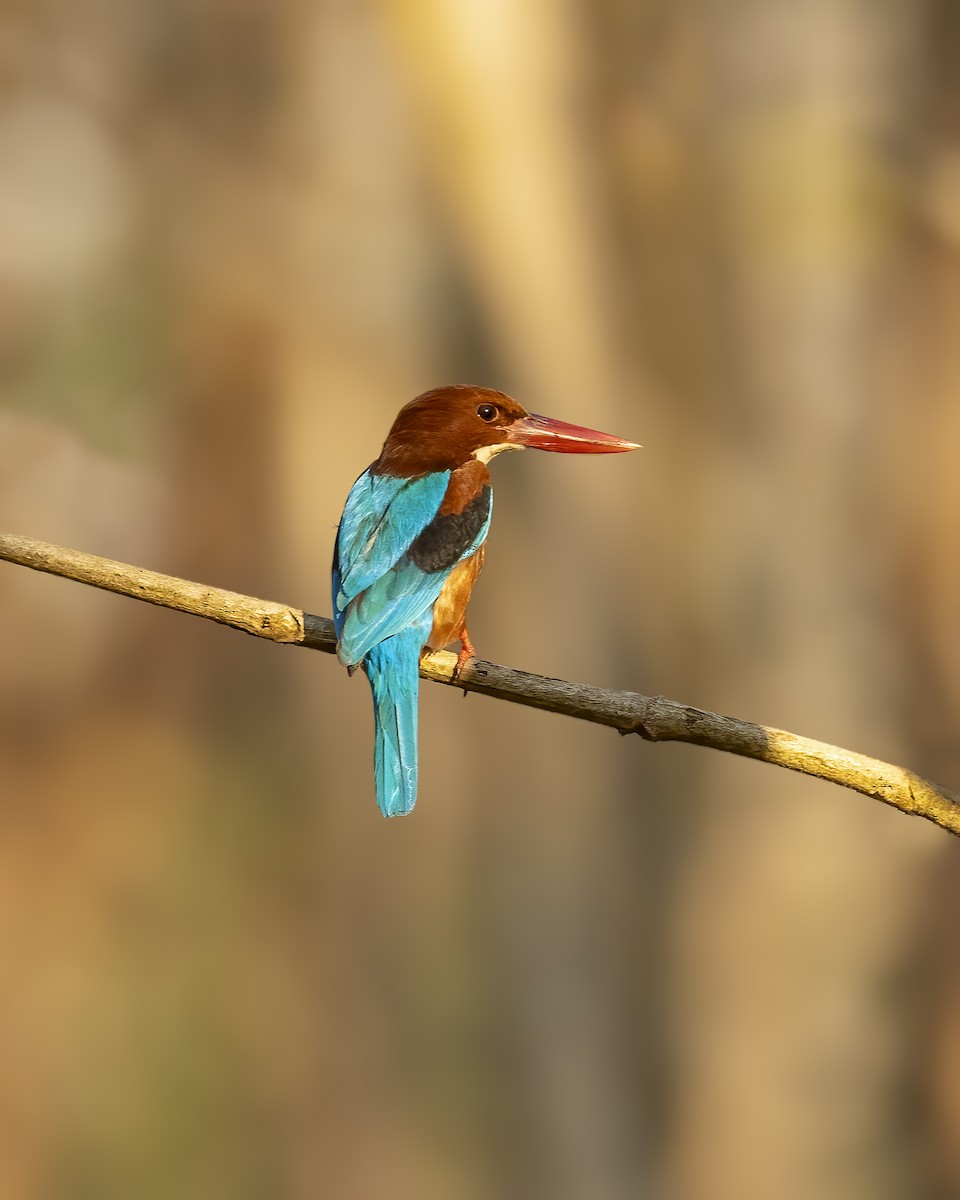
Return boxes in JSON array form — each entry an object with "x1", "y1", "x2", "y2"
[{"x1": 477, "y1": 403, "x2": 498, "y2": 423}]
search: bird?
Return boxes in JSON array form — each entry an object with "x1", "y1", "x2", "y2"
[{"x1": 332, "y1": 385, "x2": 639, "y2": 817}]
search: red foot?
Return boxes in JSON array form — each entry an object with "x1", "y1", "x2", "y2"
[{"x1": 453, "y1": 629, "x2": 478, "y2": 679}]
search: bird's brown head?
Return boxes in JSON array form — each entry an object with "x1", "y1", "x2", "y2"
[{"x1": 372, "y1": 385, "x2": 639, "y2": 477}]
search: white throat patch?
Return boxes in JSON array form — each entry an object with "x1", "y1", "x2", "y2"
[{"x1": 473, "y1": 442, "x2": 524, "y2": 464}]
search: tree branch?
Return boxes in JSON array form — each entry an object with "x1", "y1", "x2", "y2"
[{"x1": 2, "y1": 531, "x2": 958, "y2": 837}]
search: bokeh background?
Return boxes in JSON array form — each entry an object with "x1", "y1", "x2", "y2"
[{"x1": 1, "y1": 1, "x2": 960, "y2": 1197}]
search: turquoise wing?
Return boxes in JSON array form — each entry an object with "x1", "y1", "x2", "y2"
[
  {"x1": 333, "y1": 469, "x2": 450, "y2": 618},
  {"x1": 333, "y1": 469, "x2": 450, "y2": 666}
]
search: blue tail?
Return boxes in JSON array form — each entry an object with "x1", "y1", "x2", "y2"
[{"x1": 363, "y1": 633, "x2": 421, "y2": 817}]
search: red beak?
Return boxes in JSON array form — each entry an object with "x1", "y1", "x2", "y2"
[{"x1": 506, "y1": 413, "x2": 640, "y2": 454}]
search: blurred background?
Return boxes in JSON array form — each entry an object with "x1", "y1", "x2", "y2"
[{"x1": 1, "y1": 1, "x2": 959, "y2": 1196}]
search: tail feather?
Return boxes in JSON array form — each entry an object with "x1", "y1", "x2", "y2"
[{"x1": 364, "y1": 634, "x2": 421, "y2": 817}]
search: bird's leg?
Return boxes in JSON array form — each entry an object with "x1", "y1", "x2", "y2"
[{"x1": 453, "y1": 625, "x2": 477, "y2": 679}]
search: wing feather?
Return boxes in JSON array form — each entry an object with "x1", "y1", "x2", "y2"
[
  {"x1": 334, "y1": 470, "x2": 450, "y2": 609},
  {"x1": 333, "y1": 468, "x2": 454, "y2": 665}
]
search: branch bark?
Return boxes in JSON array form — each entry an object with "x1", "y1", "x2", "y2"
[{"x1": 2, "y1": 531, "x2": 958, "y2": 836}]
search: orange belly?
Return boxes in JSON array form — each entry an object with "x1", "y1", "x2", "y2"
[{"x1": 427, "y1": 546, "x2": 485, "y2": 651}]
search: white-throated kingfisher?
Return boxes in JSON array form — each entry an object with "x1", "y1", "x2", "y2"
[{"x1": 332, "y1": 385, "x2": 638, "y2": 817}]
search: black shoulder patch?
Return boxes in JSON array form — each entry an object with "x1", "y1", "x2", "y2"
[{"x1": 408, "y1": 486, "x2": 491, "y2": 574}]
